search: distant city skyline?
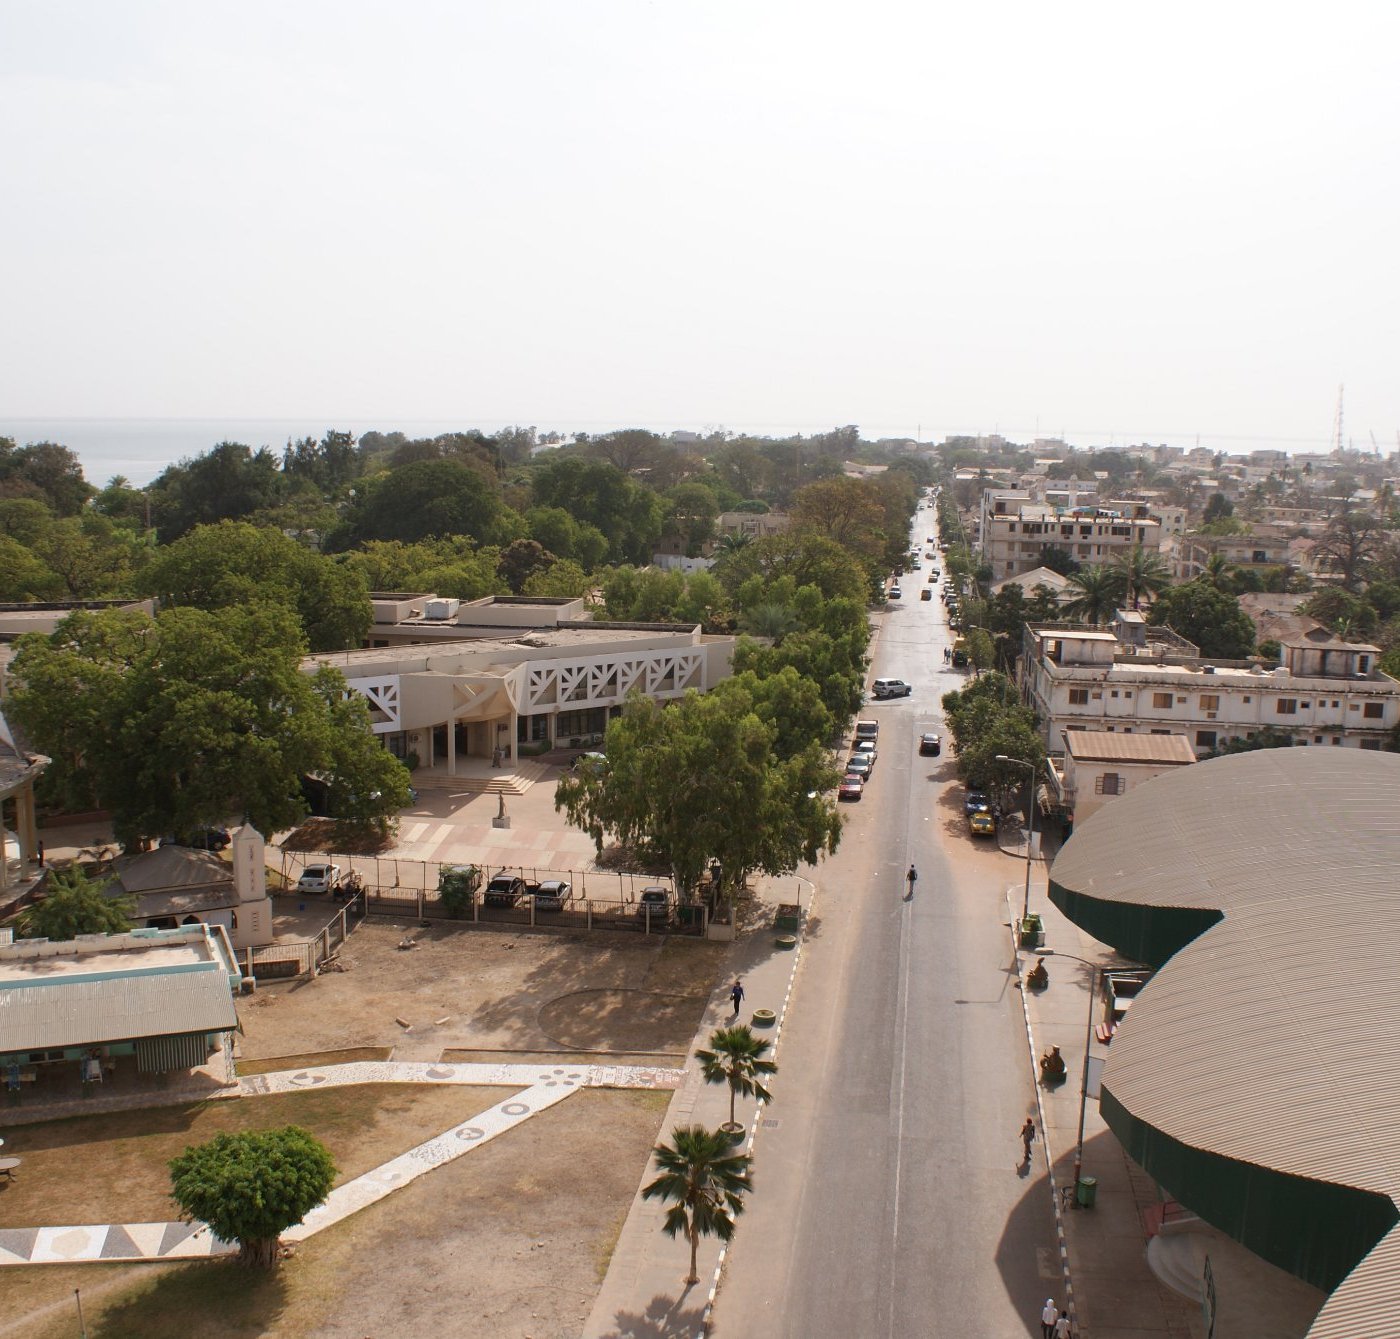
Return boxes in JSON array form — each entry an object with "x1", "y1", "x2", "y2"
[{"x1": 4, "y1": 4, "x2": 1399, "y2": 462}]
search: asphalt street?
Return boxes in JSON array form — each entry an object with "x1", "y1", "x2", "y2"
[{"x1": 712, "y1": 510, "x2": 1059, "y2": 1338}]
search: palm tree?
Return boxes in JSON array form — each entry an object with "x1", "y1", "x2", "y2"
[
  {"x1": 715, "y1": 532, "x2": 753, "y2": 556},
  {"x1": 738, "y1": 601, "x2": 800, "y2": 643},
  {"x1": 696, "y1": 1025, "x2": 777, "y2": 1130},
  {"x1": 1199, "y1": 552, "x2": 1231, "y2": 589},
  {"x1": 1060, "y1": 565, "x2": 1123, "y2": 625},
  {"x1": 1112, "y1": 545, "x2": 1171, "y2": 610},
  {"x1": 641, "y1": 1125, "x2": 753, "y2": 1283}
]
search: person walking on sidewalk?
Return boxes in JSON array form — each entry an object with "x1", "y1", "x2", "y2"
[
  {"x1": 905, "y1": 864, "x2": 917, "y2": 897},
  {"x1": 1039, "y1": 1298, "x2": 1059, "y2": 1339},
  {"x1": 729, "y1": 979, "x2": 745, "y2": 1016},
  {"x1": 1021, "y1": 1118, "x2": 1037, "y2": 1164},
  {"x1": 1054, "y1": 1310, "x2": 1071, "y2": 1338}
]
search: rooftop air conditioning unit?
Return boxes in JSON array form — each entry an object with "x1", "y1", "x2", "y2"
[{"x1": 423, "y1": 598, "x2": 460, "y2": 621}]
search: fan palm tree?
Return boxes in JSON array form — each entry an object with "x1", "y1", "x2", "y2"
[
  {"x1": 696, "y1": 1025, "x2": 777, "y2": 1129},
  {"x1": 641, "y1": 1125, "x2": 753, "y2": 1284},
  {"x1": 1112, "y1": 545, "x2": 1171, "y2": 610},
  {"x1": 738, "y1": 601, "x2": 800, "y2": 643},
  {"x1": 1199, "y1": 552, "x2": 1232, "y2": 589},
  {"x1": 715, "y1": 532, "x2": 753, "y2": 556},
  {"x1": 1060, "y1": 565, "x2": 1124, "y2": 625}
]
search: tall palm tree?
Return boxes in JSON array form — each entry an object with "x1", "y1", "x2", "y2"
[
  {"x1": 641, "y1": 1125, "x2": 753, "y2": 1284},
  {"x1": 738, "y1": 601, "x2": 800, "y2": 643},
  {"x1": 696, "y1": 1025, "x2": 778, "y2": 1129},
  {"x1": 1112, "y1": 545, "x2": 1171, "y2": 610},
  {"x1": 1060, "y1": 565, "x2": 1123, "y2": 625},
  {"x1": 715, "y1": 532, "x2": 753, "y2": 556},
  {"x1": 1199, "y1": 552, "x2": 1231, "y2": 589}
]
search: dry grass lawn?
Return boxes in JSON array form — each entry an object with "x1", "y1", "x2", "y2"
[
  {"x1": 0, "y1": 1085, "x2": 504, "y2": 1229},
  {"x1": 12, "y1": 1087, "x2": 672, "y2": 1339}
]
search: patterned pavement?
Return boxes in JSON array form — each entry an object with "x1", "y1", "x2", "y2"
[{"x1": 0, "y1": 1060, "x2": 684, "y2": 1266}]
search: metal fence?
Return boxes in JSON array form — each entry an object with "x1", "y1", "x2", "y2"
[
  {"x1": 274, "y1": 854, "x2": 704, "y2": 939},
  {"x1": 242, "y1": 895, "x2": 365, "y2": 981}
]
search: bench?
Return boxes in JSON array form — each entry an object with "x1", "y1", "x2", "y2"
[{"x1": 1095, "y1": 1023, "x2": 1116, "y2": 1045}]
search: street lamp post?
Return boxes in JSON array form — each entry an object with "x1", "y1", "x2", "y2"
[
  {"x1": 996, "y1": 754, "x2": 1039, "y2": 923},
  {"x1": 1040, "y1": 949, "x2": 1101, "y2": 1197}
]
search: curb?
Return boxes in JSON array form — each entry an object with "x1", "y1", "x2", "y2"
[{"x1": 1006, "y1": 888, "x2": 1079, "y2": 1337}]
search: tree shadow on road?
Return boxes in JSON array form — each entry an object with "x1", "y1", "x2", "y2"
[{"x1": 594, "y1": 1288, "x2": 708, "y2": 1338}]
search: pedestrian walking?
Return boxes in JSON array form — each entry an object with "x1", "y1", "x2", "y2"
[
  {"x1": 1040, "y1": 1298, "x2": 1058, "y2": 1339},
  {"x1": 906, "y1": 864, "x2": 917, "y2": 896},
  {"x1": 729, "y1": 979, "x2": 745, "y2": 1015},
  {"x1": 1021, "y1": 1118, "x2": 1037, "y2": 1163},
  {"x1": 1054, "y1": 1311, "x2": 1071, "y2": 1339}
]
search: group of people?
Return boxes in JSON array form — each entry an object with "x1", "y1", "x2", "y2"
[{"x1": 1040, "y1": 1298, "x2": 1072, "y2": 1338}]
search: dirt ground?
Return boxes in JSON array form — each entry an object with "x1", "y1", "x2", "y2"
[
  {"x1": 14, "y1": 1088, "x2": 671, "y2": 1339},
  {"x1": 238, "y1": 919, "x2": 729, "y2": 1063}
]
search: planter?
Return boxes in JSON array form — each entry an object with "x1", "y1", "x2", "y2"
[
  {"x1": 773, "y1": 904, "x2": 802, "y2": 933},
  {"x1": 1019, "y1": 914, "x2": 1045, "y2": 949},
  {"x1": 719, "y1": 1121, "x2": 746, "y2": 1145},
  {"x1": 775, "y1": 934, "x2": 797, "y2": 951},
  {"x1": 751, "y1": 1008, "x2": 777, "y2": 1028}
]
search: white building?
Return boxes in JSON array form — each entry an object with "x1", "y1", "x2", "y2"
[
  {"x1": 978, "y1": 493, "x2": 1162, "y2": 581},
  {"x1": 1021, "y1": 620, "x2": 1399, "y2": 756},
  {"x1": 1051, "y1": 729, "x2": 1197, "y2": 826},
  {"x1": 317, "y1": 595, "x2": 735, "y2": 772}
]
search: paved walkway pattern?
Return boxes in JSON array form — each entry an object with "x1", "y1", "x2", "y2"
[{"x1": 0, "y1": 1060, "x2": 683, "y2": 1267}]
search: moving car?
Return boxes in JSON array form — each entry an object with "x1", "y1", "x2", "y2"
[
  {"x1": 919, "y1": 733, "x2": 942, "y2": 757},
  {"x1": 920, "y1": 588, "x2": 932, "y2": 601},
  {"x1": 297, "y1": 863, "x2": 342, "y2": 893},
  {"x1": 532, "y1": 879, "x2": 573, "y2": 912},
  {"x1": 888, "y1": 586, "x2": 903, "y2": 599},
  {"x1": 872, "y1": 678, "x2": 912, "y2": 699},
  {"x1": 968, "y1": 811, "x2": 997, "y2": 838},
  {"x1": 838, "y1": 775, "x2": 864, "y2": 801},
  {"x1": 963, "y1": 790, "x2": 992, "y2": 816}
]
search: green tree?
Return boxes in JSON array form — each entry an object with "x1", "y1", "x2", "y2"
[
  {"x1": 640, "y1": 1125, "x2": 753, "y2": 1284},
  {"x1": 664, "y1": 482, "x2": 720, "y2": 556},
  {"x1": 696, "y1": 1025, "x2": 777, "y2": 1130},
  {"x1": 1202, "y1": 492, "x2": 1234, "y2": 524},
  {"x1": 1206, "y1": 727, "x2": 1295, "y2": 758},
  {"x1": 0, "y1": 439, "x2": 94, "y2": 516},
  {"x1": 19, "y1": 866, "x2": 133, "y2": 940},
  {"x1": 1036, "y1": 545, "x2": 1080, "y2": 577},
  {"x1": 168, "y1": 1127, "x2": 336, "y2": 1268},
  {"x1": 7, "y1": 605, "x2": 401, "y2": 848},
  {"x1": 140, "y1": 521, "x2": 371, "y2": 652},
  {"x1": 1147, "y1": 583, "x2": 1256, "y2": 659},
  {"x1": 346, "y1": 457, "x2": 504, "y2": 547},
  {"x1": 1061, "y1": 565, "x2": 1124, "y2": 624},
  {"x1": 530, "y1": 457, "x2": 662, "y2": 563},
  {"x1": 523, "y1": 559, "x2": 590, "y2": 598},
  {"x1": 554, "y1": 688, "x2": 841, "y2": 898},
  {"x1": 966, "y1": 627, "x2": 996, "y2": 674},
  {"x1": 149, "y1": 442, "x2": 285, "y2": 541},
  {"x1": 1112, "y1": 545, "x2": 1171, "y2": 610},
  {"x1": 718, "y1": 667, "x2": 834, "y2": 760},
  {"x1": 0, "y1": 535, "x2": 64, "y2": 601},
  {"x1": 496, "y1": 539, "x2": 554, "y2": 594}
]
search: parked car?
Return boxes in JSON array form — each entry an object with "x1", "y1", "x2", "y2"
[
  {"x1": 963, "y1": 790, "x2": 992, "y2": 816},
  {"x1": 854, "y1": 720, "x2": 879, "y2": 742},
  {"x1": 161, "y1": 826, "x2": 231, "y2": 852},
  {"x1": 919, "y1": 733, "x2": 942, "y2": 757},
  {"x1": 968, "y1": 811, "x2": 997, "y2": 838},
  {"x1": 927, "y1": 571, "x2": 937, "y2": 583},
  {"x1": 297, "y1": 863, "x2": 342, "y2": 893},
  {"x1": 872, "y1": 678, "x2": 912, "y2": 699},
  {"x1": 484, "y1": 872, "x2": 527, "y2": 906},
  {"x1": 845, "y1": 754, "x2": 874, "y2": 780},
  {"x1": 853, "y1": 739, "x2": 878, "y2": 762},
  {"x1": 838, "y1": 775, "x2": 864, "y2": 801},
  {"x1": 637, "y1": 887, "x2": 671, "y2": 921},
  {"x1": 532, "y1": 879, "x2": 574, "y2": 912},
  {"x1": 571, "y1": 751, "x2": 606, "y2": 771},
  {"x1": 888, "y1": 586, "x2": 903, "y2": 599}
]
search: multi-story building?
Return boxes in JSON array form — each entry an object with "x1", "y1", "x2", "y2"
[
  {"x1": 1020, "y1": 616, "x2": 1399, "y2": 756},
  {"x1": 978, "y1": 492, "x2": 1162, "y2": 581},
  {"x1": 1164, "y1": 525, "x2": 1294, "y2": 581},
  {"x1": 1049, "y1": 728, "x2": 1197, "y2": 826}
]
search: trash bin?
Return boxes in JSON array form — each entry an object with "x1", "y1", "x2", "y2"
[{"x1": 1076, "y1": 1176, "x2": 1097, "y2": 1209}]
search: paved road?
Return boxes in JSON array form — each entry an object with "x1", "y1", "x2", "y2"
[{"x1": 712, "y1": 513, "x2": 1059, "y2": 1338}]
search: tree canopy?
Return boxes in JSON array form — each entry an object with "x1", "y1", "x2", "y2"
[
  {"x1": 6, "y1": 605, "x2": 408, "y2": 848},
  {"x1": 168, "y1": 1126, "x2": 336, "y2": 1268},
  {"x1": 1146, "y1": 582, "x2": 1256, "y2": 660},
  {"x1": 19, "y1": 866, "x2": 133, "y2": 940}
]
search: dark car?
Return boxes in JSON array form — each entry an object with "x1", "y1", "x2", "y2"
[
  {"x1": 161, "y1": 826, "x2": 231, "y2": 852},
  {"x1": 964, "y1": 790, "x2": 992, "y2": 816},
  {"x1": 484, "y1": 873, "x2": 527, "y2": 906},
  {"x1": 919, "y1": 733, "x2": 942, "y2": 757}
]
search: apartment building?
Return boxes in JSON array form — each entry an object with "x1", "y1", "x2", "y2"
[
  {"x1": 1020, "y1": 618, "x2": 1399, "y2": 756},
  {"x1": 1164, "y1": 526, "x2": 1294, "y2": 581},
  {"x1": 978, "y1": 491, "x2": 1162, "y2": 581},
  {"x1": 1050, "y1": 729, "x2": 1197, "y2": 826}
]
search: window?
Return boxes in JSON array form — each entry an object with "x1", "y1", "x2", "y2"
[
  {"x1": 1359, "y1": 655, "x2": 1371, "y2": 673},
  {"x1": 1095, "y1": 773, "x2": 1123, "y2": 795},
  {"x1": 1364, "y1": 702, "x2": 1384, "y2": 719},
  {"x1": 1361, "y1": 738, "x2": 1383, "y2": 751},
  {"x1": 1151, "y1": 728, "x2": 1172, "y2": 735},
  {"x1": 1333, "y1": 737, "x2": 1342, "y2": 745},
  {"x1": 1152, "y1": 692, "x2": 1173, "y2": 709},
  {"x1": 1110, "y1": 690, "x2": 1119, "y2": 698},
  {"x1": 1332, "y1": 700, "x2": 1340, "y2": 708},
  {"x1": 1069, "y1": 688, "x2": 1089, "y2": 705},
  {"x1": 1276, "y1": 699, "x2": 1297, "y2": 715},
  {"x1": 1195, "y1": 730, "x2": 1217, "y2": 749},
  {"x1": 1243, "y1": 695, "x2": 1251, "y2": 704},
  {"x1": 1313, "y1": 736, "x2": 1323, "y2": 744},
  {"x1": 1124, "y1": 691, "x2": 1133, "y2": 700},
  {"x1": 1199, "y1": 694, "x2": 1220, "y2": 711}
]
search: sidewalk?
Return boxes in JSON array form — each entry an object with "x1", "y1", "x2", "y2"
[
  {"x1": 1017, "y1": 877, "x2": 1323, "y2": 1339},
  {"x1": 581, "y1": 874, "x2": 814, "y2": 1339}
]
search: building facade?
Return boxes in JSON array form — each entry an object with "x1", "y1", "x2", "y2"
[
  {"x1": 1051, "y1": 728, "x2": 1197, "y2": 825},
  {"x1": 978, "y1": 492, "x2": 1162, "y2": 581},
  {"x1": 1021, "y1": 619, "x2": 1399, "y2": 757}
]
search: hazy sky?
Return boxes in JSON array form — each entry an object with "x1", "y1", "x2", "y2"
[{"x1": 3, "y1": 1, "x2": 1399, "y2": 452}]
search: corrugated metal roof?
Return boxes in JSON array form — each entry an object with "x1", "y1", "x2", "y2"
[
  {"x1": 1062, "y1": 729, "x2": 1197, "y2": 765},
  {"x1": 0, "y1": 968, "x2": 237, "y2": 1053},
  {"x1": 1050, "y1": 748, "x2": 1400, "y2": 1338}
]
